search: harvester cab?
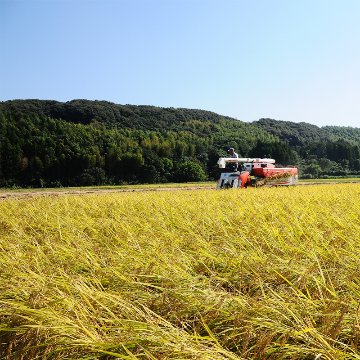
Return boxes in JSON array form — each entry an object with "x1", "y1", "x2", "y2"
[{"x1": 216, "y1": 157, "x2": 298, "y2": 189}]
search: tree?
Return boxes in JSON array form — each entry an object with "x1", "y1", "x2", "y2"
[
  {"x1": 303, "y1": 163, "x2": 322, "y2": 179},
  {"x1": 77, "y1": 167, "x2": 107, "y2": 186},
  {"x1": 175, "y1": 160, "x2": 207, "y2": 182}
]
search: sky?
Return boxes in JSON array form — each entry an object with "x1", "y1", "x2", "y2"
[{"x1": 1, "y1": 0, "x2": 360, "y2": 128}]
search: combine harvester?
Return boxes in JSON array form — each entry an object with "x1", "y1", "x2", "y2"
[{"x1": 217, "y1": 157, "x2": 298, "y2": 189}]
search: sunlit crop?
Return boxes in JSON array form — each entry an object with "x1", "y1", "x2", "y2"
[{"x1": 1, "y1": 184, "x2": 360, "y2": 359}]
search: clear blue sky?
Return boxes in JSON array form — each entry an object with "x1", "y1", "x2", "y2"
[{"x1": 1, "y1": 0, "x2": 360, "y2": 127}]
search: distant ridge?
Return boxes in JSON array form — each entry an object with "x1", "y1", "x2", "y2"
[{"x1": 0, "y1": 99, "x2": 237, "y2": 130}]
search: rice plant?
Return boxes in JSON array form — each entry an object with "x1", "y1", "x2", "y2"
[{"x1": 1, "y1": 184, "x2": 360, "y2": 359}]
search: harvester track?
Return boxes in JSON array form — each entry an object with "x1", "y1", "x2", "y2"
[{"x1": 1, "y1": 180, "x2": 360, "y2": 200}]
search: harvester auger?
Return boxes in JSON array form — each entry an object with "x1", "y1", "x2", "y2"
[{"x1": 216, "y1": 157, "x2": 298, "y2": 189}]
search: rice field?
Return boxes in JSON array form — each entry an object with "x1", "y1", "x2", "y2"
[{"x1": 1, "y1": 184, "x2": 360, "y2": 359}]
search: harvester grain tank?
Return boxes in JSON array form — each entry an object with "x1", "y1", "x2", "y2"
[{"x1": 216, "y1": 157, "x2": 298, "y2": 189}]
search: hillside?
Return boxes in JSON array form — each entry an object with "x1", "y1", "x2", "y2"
[
  {"x1": 0, "y1": 99, "x2": 238, "y2": 130},
  {"x1": 0, "y1": 99, "x2": 359, "y2": 187},
  {"x1": 323, "y1": 125, "x2": 360, "y2": 144},
  {"x1": 253, "y1": 118, "x2": 360, "y2": 146},
  {"x1": 252, "y1": 118, "x2": 332, "y2": 146}
]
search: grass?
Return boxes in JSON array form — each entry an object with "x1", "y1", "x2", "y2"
[
  {"x1": 0, "y1": 181, "x2": 214, "y2": 193},
  {"x1": 1, "y1": 184, "x2": 360, "y2": 359},
  {"x1": 1, "y1": 177, "x2": 360, "y2": 197},
  {"x1": 299, "y1": 177, "x2": 360, "y2": 183}
]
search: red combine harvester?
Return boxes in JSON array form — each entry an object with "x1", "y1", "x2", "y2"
[{"x1": 216, "y1": 157, "x2": 298, "y2": 189}]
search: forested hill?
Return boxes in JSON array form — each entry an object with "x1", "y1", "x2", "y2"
[
  {"x1": 253, "y1": 118, "x2": 360, "y2": 146},
  {"x1": 0, "y1": 99, "x2": 236, "y2": 131},
  {"x1": 323, "y1": 125, "x2": 360, "y2": 145},
  {"x1": 253, "y1": 118, "x2": 331, "y2": 146},
  {"x1": 0, "y1": 99, "x2": 360, "y2": 187}
]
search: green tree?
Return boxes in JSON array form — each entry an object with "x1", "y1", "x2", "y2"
[{"x1": 175, "y1": 160, "x2": 207, "y2": 182}]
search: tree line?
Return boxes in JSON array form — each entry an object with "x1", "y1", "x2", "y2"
[{"x1": 0, "y1": 100, "x2": 359, "y2": 187}]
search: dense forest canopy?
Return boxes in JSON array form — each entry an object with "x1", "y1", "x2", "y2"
[{"x1": 0, "y1": 99, "x2": 359, "y2": 187}]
